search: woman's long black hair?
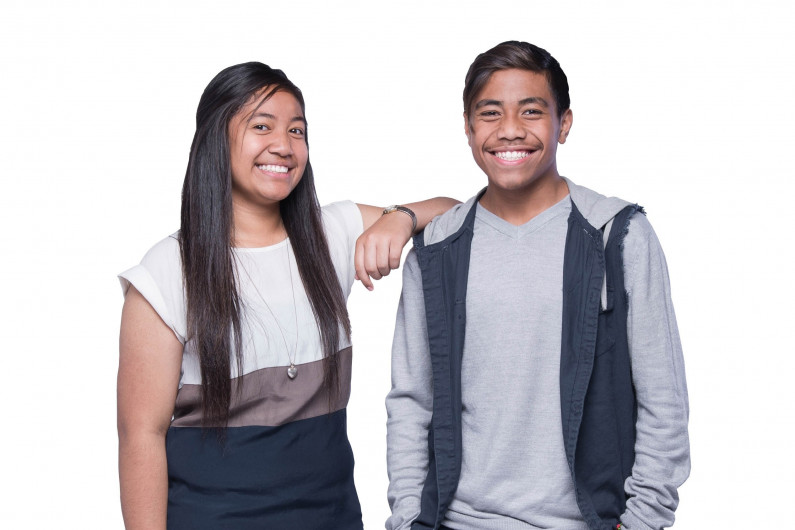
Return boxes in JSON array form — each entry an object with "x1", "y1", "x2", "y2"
[{"x1": 179, "y1": 62, "x2": 351, "y2": 428}]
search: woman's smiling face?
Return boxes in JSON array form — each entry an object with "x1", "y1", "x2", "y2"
[{"x1": 228, "y1": 88, "x2": 308, "y2": 210}]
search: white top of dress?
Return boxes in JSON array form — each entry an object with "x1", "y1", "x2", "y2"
[{"x1": 118, "y1": 201, "x2": 363, "y2": 387}]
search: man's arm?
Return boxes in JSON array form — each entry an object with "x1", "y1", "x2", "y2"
[
  {"x1": 620, "y1": 215, "x2": 691, "y2": 530},
  {"x1": 385, "y1": 249, "x2": 435, "y2": 530}
]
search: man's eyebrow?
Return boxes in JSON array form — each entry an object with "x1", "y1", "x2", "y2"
[
  {"x1": 519, "y1": 97, "x2": 549, "y2": 107},
  {"x1": 474, "y1": 99, "x2": 502, "y2": 110}
]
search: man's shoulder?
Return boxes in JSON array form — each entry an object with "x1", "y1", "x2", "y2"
[
  {"x1": 420, "y1": 192, "x2": 481, "y2": 246},
  {"x1": 566, "y1": 178, "x2": 634, "y2": 230}
]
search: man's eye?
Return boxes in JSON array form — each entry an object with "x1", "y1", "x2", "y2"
[
  {"x1": 523, "y1": 109, "x2": 542, "y2": 115},
  {"x1": 290, "y1": 128, "x2": 305, "y2": 136},
  {"x1": 480, "y1": 111, "x2": 500, "y2": 118}
]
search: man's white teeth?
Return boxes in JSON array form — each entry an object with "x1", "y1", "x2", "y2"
[
  {"x1": 258, "y1": 164, "x2": 289, "y2": 173},
  {"x1": 494, "y1": 151, "x2": 530, "y2": 161}
]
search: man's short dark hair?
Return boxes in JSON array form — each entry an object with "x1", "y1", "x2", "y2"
[{"x1": 463, "y1": 41, "x2": 570, "y2": 121}]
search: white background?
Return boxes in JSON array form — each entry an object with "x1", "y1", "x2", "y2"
[{"x1": 1, "y1": 0, "x2": 793, "y2": 528}]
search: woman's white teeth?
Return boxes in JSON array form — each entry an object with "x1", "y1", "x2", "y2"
[
  {"x1": 258, "y1": 164, "x2": 288, "y2": 173},
  {"x1": 495, "y1": 151, "x2": 530, "y2": 160}
]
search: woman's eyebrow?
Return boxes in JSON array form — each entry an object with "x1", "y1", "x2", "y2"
[{"x1": 249, "y1": 112, "x2": 306, "y2": 124}]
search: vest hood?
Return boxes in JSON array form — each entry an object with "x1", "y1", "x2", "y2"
[
  {"x1": 564, "y1": 177, "x2": 632, "y2": 231},
  {"x1": 420, "y1": 178, "x2": 632, "y2": 246}
]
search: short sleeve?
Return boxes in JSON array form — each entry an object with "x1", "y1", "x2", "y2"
[
  {"x1": 321, "y1": 201, "x2": 364, "y2": 296},
  {"x1": 118, "y1": 234, "x2": 187, "y2": 344}
]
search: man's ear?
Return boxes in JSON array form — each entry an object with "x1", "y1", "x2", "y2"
[
  {"x1": 558, "y1": 109, "x2": 573, "y2": 144},
  {"x1": 463, "y1": 112, "x2": 472, "y2": 141}
]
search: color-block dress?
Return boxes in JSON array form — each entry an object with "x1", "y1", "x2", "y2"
[{"x1": 119, "y1": 201, "x2": 364, "y2": 530}]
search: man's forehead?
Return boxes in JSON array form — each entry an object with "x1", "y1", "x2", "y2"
[{"x1": 472, "y1": 69, "x2": 553, "y2": 103}]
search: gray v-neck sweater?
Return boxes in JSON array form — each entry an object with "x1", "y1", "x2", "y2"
[
  {"x1": 386, "y1": 181, "x2": 690, "y2": 530},
  {"x1": 444, "y1": 197, "x2": 586, "y2": 529}
]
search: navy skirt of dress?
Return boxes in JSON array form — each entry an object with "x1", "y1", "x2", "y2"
[{"x1": 165, "y1": 409, "x2": 363, "y2": 530}]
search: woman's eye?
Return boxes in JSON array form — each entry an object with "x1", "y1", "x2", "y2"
[
  {"x1": 253, "y1": 124, "x2": 269, "y2": 131},
  {"x1": 290, "y1": 128, "x2": 305, "y2": 136}
]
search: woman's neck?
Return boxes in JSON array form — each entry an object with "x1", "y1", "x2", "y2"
[{"x1": 231, "y1": 199, "x2": 287, "y2": 248}]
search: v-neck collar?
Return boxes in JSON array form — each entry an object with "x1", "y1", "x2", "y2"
[{"x1": 475, "y1": 194, "x2": 571, "y2": 239}]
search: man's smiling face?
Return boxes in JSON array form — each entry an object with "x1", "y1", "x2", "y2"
[{"x1": 465, "y1": 68, "x2": 572, "y2": 195}]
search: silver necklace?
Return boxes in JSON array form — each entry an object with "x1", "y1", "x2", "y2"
[
  {"x1": 283, "y1": 242, "x2": 299, "y2": 379},
  {"x1": 256, "y1": 240, "x2": 299, "y2": 380}
]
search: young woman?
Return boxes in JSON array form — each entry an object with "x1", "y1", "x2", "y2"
[{"x1": 117, "y1": 62, "x2": 456, "y2": 530}]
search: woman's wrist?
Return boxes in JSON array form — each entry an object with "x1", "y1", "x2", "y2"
[{"x1": 382, "y1": 205, "x2": 417, "y2": 233}]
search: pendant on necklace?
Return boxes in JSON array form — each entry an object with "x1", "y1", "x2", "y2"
[{"x1": 287, "y1": 363, "x2": 298, "y2": 380}]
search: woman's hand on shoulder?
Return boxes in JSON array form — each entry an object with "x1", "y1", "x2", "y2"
[{"x1": 354, "y1": 204, "x2": 414, "y2": 291}]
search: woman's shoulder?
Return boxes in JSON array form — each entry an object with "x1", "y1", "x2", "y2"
[
  {"x1": 319, "y1": 201, "x2": 361, "y2": 290},
  {"x1": 321, "y1": 201, "x2": 363, "y2": 244},
  {"x1": 139, "y1": 232, "x2": 181, "y2": 268},
  {"x1": 119, "y1": 232, "x2": 181, "y2": 283},
  {"x1": 321, "y1": 200, "x2": 361, "y2": 230},
  {"x1": 118, "y1": 233, "x2": 183, "y2": 303},
  {"x1": 118, "y1": 232, "x2": 186, "y2": 344}
]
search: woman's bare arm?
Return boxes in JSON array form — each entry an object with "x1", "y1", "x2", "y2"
[
  {"x1": 118, "y1": 286, "x2": 182, "y2": 530},
  {"x1": 355, "y1": 197, "x2": 460, "y2": 290}
]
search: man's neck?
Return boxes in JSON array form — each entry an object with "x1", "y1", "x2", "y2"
[{"x1": 479, "y1": 176, "x2": 569, "y2": 226}]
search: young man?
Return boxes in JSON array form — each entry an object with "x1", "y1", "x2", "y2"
[{"x1": 386, "y1": 41, "x2": 690, "y2": 530}]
